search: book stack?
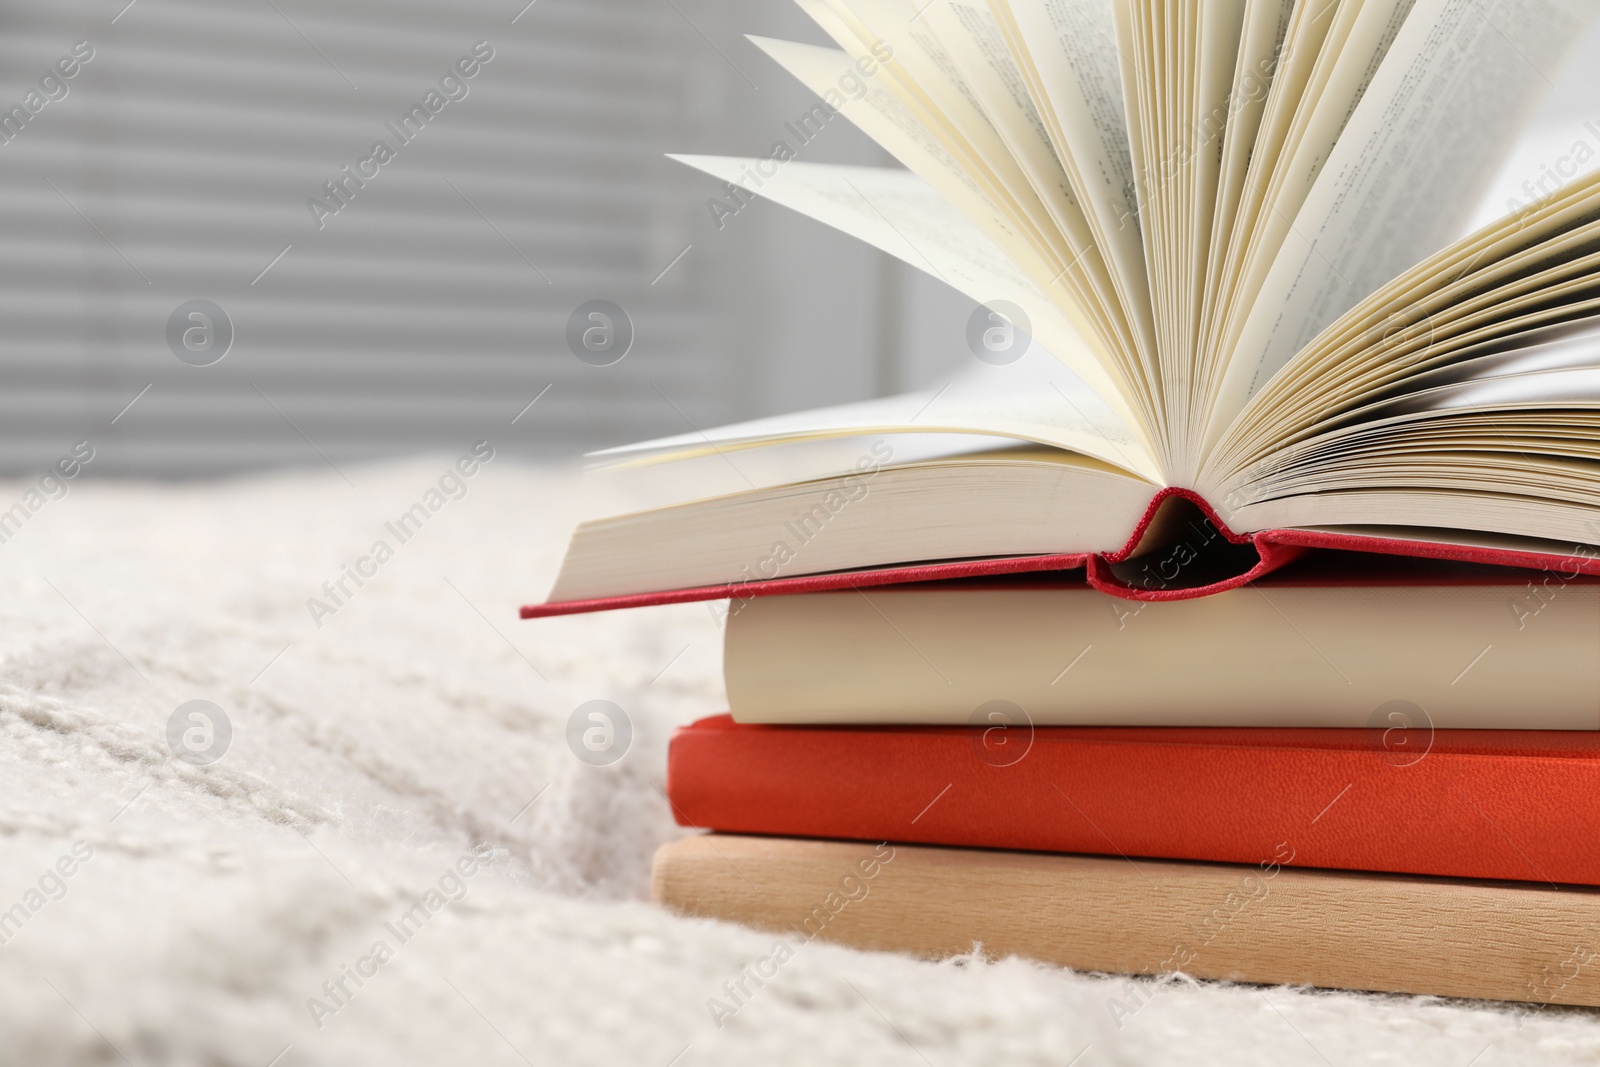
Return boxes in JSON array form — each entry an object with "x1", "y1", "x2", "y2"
[{"x1": 529, "y1": 0, "x2": 1600, "y2": 1008}]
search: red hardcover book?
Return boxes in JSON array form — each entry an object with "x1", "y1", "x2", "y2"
[
  {"x1": 666, "y1": 714, "x2": 1600, "y2": 886},
  {"x1": 519, "y1": 12, "x2": 1600, "y2": 622},
  {"x1": 521, "y1": 489, "x2": 1600, "y2": 618}
]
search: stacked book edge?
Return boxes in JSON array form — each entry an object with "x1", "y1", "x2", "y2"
[{"x1": 652, "y1": 834, "x2": 1600, "y2": 1010}]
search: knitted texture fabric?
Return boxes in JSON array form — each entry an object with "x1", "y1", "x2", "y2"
[{"x1": 0, "y1": 459, "x2": 1595, "y2": 1066}]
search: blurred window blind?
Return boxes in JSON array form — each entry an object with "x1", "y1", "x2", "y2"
[{"x1": 0, "y1": 0, "x2": 721, "y2": 474}]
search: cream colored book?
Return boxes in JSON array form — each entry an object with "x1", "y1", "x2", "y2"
[
  {"x1": 530, "y1": 0, "x2": 1600, "y2": 618},
  {"x1": 653, "y1": 834, "x2": 1600, "y2": 1009},
  {"x1": 721, "y1": 557, "x2": 1600, "y2": 726}
]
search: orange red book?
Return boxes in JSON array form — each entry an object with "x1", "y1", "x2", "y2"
[{"x1": 665, "y1": 716, "x2": 1600, "y2": 887}]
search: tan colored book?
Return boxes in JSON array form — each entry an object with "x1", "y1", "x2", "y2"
[
  {"x1": 653, "y1": 834, "x2": 1600, "y2": 1008},
  {"x1": 722, "y1": 558, "x2": 1600, "y2": 727}
]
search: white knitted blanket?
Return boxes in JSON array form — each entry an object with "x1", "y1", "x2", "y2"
[{"x1": 0, "y1": 459, "x2": 1594, "y2": 1065}]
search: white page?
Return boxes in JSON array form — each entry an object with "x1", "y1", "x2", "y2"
[
  {"x1": 818, "y1": 0, "x2": 999, "y2": 148},
  {"x1": 1201, "y1": 0, "x2": 1294, "y2": 323},
  {"x1": 792, "y1": 0, "x2": 862, "y2": 53},
  {"x1": 746, "y1": 36, "x2": 996, "y2": 223},
  {"x1": 669, "y1": 150, "x2": 1150, "y2": 442},
  {"x1": 804, "y1": 1, "x2": 1083, "y2": 276},
  {"x1": 1201, "y1": 0, "x2": 1418, "y2": 431},
  {"x1": 1382, "y1": 318, "x2": 1600, "y2": 394},
  {"x1": 918, "y1": 1, "x2": 1065, "y2": 187},
  {"x1": 1186, "y1": 0, "x2": 1251, "y2": 353},
  {"x1": 1197, "y1": 0, "x2": 1296, "y2": 417},
  {"x1": 991, "y1": 0, "x2": 1153, "y2": 336},
  {"x1": 1213, "y1": 0, "x2": 1590, "y2": 443},
  {"x1": 590, "y1": 433, "x2": 1034, "y2": 510},
  {"x1": 1198, "y1": 0, "x2": 1341, "y2": 402},
  {"x1": 745, "y1": 37, "x2": 1129, "y2": 364},
  {"x1": 1115, "y1": 0, "x2": 1249, "y2": 437},
  {"x1": 672, "y1": 154, "x2": 1034, "y2": 320},
  {"x1": 1389, "y1": 365, "x2": 1600, "y2": 413},
  {"x1": 875, "y1": 3, "x2": 1145, "y2": 371},
  {"x1": 594, "y1": 335, "x2": 1162, "y2": 482},
  {"x1": 916, "y1": 2, "x2": 1118, "y2": 316}
]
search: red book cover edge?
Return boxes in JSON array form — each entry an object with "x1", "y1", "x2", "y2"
[
  {"x1": 523, "y1": 487, "x2": 1600, "y2": 618},
  {"x1": 665, "y1": 714, "x2": 1600, "y2": 887}
]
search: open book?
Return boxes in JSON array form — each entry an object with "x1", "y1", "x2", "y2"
[{"x1": 528, "y1": 0, "x2": 1600, "y2": 618}]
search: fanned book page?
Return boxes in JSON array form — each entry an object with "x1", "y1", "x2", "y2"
[{"x1": 528, "y1": 0, "x2": 1600, "y2": 616}]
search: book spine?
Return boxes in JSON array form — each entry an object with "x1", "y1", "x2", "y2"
[{"x1": 666, "y1": 722, "x2": 1600, "y2": 886}]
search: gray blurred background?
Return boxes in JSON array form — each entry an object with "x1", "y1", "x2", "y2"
[{"x1": 1, "y1": 0, "x2": 1598, "y2": 476}]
